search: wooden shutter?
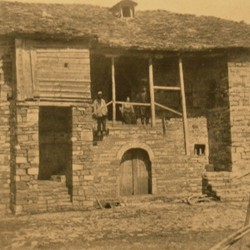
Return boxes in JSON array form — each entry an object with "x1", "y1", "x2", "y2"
[{"x1": 15, "y1": 39, "x2": 37, "y2": 100}]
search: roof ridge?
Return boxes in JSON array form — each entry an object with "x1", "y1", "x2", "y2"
[{"x1": 1, "y1": 0, "x2": 250, "y2": 50}]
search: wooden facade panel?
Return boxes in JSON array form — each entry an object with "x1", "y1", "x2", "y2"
[
  {"x1": 36, "y1": 68, "x2": 90, "y2": 75},
  {"x1": 37, "y1": 71, "x2": 90, "y2": 80},
  {"x1": 38, "y1": 81, "x2": 91, "y2": 89},
  {"x1": 36, "y1": 52, "x2": 89, "y2": 59},
  {"x1": 15, "y1": 39, "x2": 35, "y2": 100},
  {"x1": 39, "y1": 91, "x2": 90, "y2": 99},
  {"x1": 37, "y1": 59, "x2": 91, "y2": 66},
  {"x1": 15, "y1": 39, "x2": 91, "y2": 101},
  {"x1": 39, "y1": 84, "x2": 90, "y2": 93},
  {"x1": 36, "y1": 48, "x2": 90, "y2": 53},
  {"x1": 37, "y1": 78, "x2": 89, "y2": 83}
]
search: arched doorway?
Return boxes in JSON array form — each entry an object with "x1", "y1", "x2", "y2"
[{"x1": 120, "y1": 148, "x2": 152, "y2": 196}]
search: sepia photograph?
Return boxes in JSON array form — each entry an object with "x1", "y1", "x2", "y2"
[{"x1": 0, "y1": 0, "x2": 249, "y2": 249}]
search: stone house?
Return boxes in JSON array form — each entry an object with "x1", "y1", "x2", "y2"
[{"x1": 0, "y1": 0, "x2": 249, "y2": 214}]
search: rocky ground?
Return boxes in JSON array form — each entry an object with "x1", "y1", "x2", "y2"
[{"x1": 0, "y1": 200, "x2": 249, "y2": 250}]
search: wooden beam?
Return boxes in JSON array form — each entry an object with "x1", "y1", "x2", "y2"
[
  {"x1": 111, "y1": 56, "x2": 116, "y2": 124},
  {"x1": 179, "y1": 58, "x2": 190, "y2": 155},
  {"x1": 155, "y1": 102, "x2": 182, "y2": 116},
  {"x1": 116, "y1": 101, "x2": 150, "y2": 106},
  {"x1": 37, "y1": 78, "x2": 90, "y2": 83},
  {"x1": 149, "y1": 57, "x2": 156, "y2": 126},
  {"x1": 106, "y1": 101, "x2": 113, "y2": 107},
  {"x1": 209, "y1": 225, "x2": 250, "y2": 250},
  {"x1": 103, "y1": 54, "x2": 121, "y2": 58},
  {"x1": 240, "y1": 195, "x2": 250, "y2": 250},
  {"x1": 154, "y1": 86, "x2": 181, "y2": 91}
]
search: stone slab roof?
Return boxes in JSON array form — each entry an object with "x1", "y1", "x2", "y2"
[{"x1": 1, "y1": 1, "x2": 250, "y2": 51}]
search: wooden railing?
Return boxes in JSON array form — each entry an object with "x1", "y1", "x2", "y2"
[
  {"x1": 108, "y1": 55, "x2": 189, "y2": 155},
  {"x1": 107, "y1": 100, "x2": 181, "y2": 118}
]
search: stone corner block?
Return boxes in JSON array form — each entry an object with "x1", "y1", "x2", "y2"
[{"x1": 27, "y1": 168, "x2": 39, "y2": 175}]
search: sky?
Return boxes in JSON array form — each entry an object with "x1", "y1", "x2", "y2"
[{"x1": 4, "y1": 0, "x2": 250, "y2": 24}]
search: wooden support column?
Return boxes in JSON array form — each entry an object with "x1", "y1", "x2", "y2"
[
  {"x1": 111, "y1": 56, "x2": 116, "y2": 124},
  {"x1": 149, "y1": 57, "x2": 156, "y2": 126},
  {"x1": 179, "y1": 57, "x2": 189, "y2": 155}
]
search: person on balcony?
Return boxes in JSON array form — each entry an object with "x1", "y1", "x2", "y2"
[
  {"x1": 93, "y1": 91, "x2": 108, "y2": 136},
  {"x1": 137, "y1": 87, "x2": 150, "y2": 125},
  {"x1": 120, "y1": 96, "x2": 136, "y2": 124}
]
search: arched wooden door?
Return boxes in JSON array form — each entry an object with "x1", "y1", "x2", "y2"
[{"x1": 120, "y1": 149, "x2": 151, "y2": 196}]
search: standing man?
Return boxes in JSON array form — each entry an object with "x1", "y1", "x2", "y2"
[
  {"x1": 93, "y1": 91, "x2": 108, "y2": 136},
  {"x1": 138, "y1": 87, "x2": 150, "y2": 125}
]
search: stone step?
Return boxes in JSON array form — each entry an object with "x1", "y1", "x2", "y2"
[
  {"x1": 37, "y1": 180, "x2": 71, "y2": 205},
  {"x1": 38, "y1": 180, "x2": 67, "y2": 186}
]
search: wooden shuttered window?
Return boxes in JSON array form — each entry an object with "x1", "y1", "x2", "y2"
[{"x1": 15, "y1": 39, "x2": 91, "y2": 101}]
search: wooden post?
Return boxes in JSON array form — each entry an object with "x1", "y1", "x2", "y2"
[
  {"x1": 179, "y1": 57, "x2": 189, "y2": 155},
  {"x1": 240, "y1": 195, "x2": 250, "y2": 250},
  {"x1": 149, "y1": 57, "x2": 156, "y2": 126},
  {"x1": 111, "y1": 56, "x2": 116, "y2": 124}
]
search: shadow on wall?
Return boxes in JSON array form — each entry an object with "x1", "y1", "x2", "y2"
[{"x1": 38, "y1": 106, "x2": 73, "y2": 193}]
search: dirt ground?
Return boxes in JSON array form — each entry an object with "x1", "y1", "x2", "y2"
[{"x1": 0, "y1": 200, "x2": 249, "y2": 250}]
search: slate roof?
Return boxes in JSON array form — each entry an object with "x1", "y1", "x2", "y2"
[{"x1": 1, "y1": 1, "x2": 250, "y2": 51}]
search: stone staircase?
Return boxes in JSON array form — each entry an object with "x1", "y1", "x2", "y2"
[
  {"x1": 36, "y1": 178, "x2": 72, "y2": 212},
  {"x1": 91, "y1": 121, "x2": 208, "y2": 201},
  {"x1": 93, "y1": 121, "x2": 186, "y2": 155},
  {"x1": 203, "y1": 171, "x2": 250, "y2": 201}
]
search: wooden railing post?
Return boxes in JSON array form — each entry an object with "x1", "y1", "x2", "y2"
[
  {"x1": 149, "y1": 57, "x2": 156, "y2": 126},
  {"x1": 111, "y1": 56, "x2": 116, "y2": 125},
  {"x1": 179, "y1": 57, "x2": 189, "y2": 155}
]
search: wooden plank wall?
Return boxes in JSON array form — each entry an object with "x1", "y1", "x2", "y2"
[
  {"x1": 15, "y1": 39, "x2": 34, "y2": 100},
  {"x1": 15, "y1": 39, "x2": 91, "y2": 101}
]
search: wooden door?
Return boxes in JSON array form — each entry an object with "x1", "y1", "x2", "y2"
[
  {"x1": 120, "y1": 151, "x2": 133, "y2": 196},
  {"x1": 120, "y1": 149, "x2": 151, "y2": 196}
]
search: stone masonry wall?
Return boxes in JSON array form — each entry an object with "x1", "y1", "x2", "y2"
[
  {"x1": 14, "y1": 104, "x2": 40, "y2": 214},
  {"x1": 92, "y1": 117, "x2": 208, "y2": 201},
  {"x1": 0, "y1": 38, "x2": 14, "y2": 214},
  {"x1": 228, "y1": 52, "x2": 250, "y2": 174},
  {"x1": 10, "y1": 103, "x2": 95, "y2": 214},
  {"x1": 0, "y1": 97, "x2": 11, "y2": 214},
  {"x1": 71, "y1": 104, "x2": 95, "y2": 209},
  {"x1": 207, "y1": 107, "x2": 232, "y2": 171}
]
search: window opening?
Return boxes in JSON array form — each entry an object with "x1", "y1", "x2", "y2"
[
  {"x1": 194, "y1": 144, "x2": 205, "y2": 156},
  {"x1": 122, "y1": 6, "x2": 131, "y2": 17}
]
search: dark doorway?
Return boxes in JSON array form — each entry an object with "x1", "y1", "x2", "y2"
[
  {"x1": 38, "y1": 107, "x2": 72, "y2": 192},
  {"x1": 120, "y1": 148, "x2": 152, "y2": 196}
]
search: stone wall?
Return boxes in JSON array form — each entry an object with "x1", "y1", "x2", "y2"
[
  {"x1": 92, "y1": 117, "x2": 208, "y2": 201},
  {"x1": 71, "y1": 105, "x2": 95, "y2": 209},
  {"x1": 0, "y1": 99, "x2": 11, "y2": 214},
  {"x1": 9, "y1": 103, "x2": 95, "y2": 214},
  {"x1": 0, "y1": 38, "x2": 14, "y2": 214},
  {"x1": 207, "y1": 108, "x2": 232, "y2": 171},
  {"x1": 228, "y1": 52, "x2": 250, "y2": 174},
  {"x1": 184, "y1": 56, "x2": 231, "y2": 171},
  {"x1": 13, "y1": 104, "x2": 40, "y2": 214}
]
